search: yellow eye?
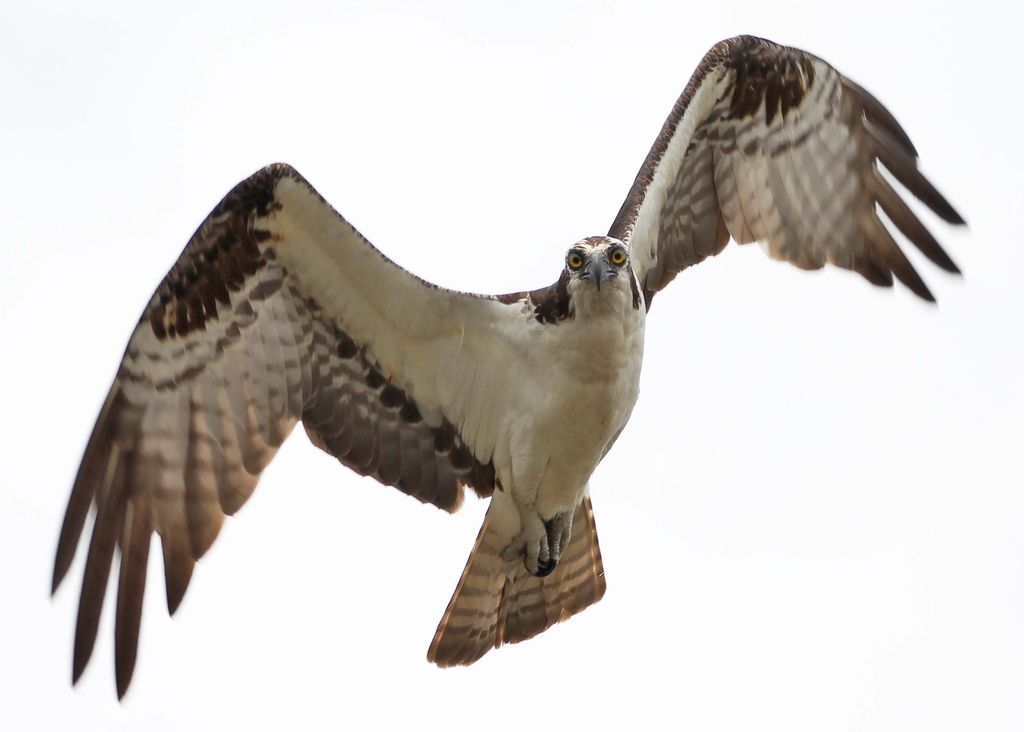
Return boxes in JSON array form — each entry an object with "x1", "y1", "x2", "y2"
[
  {"x1": 567, "y1": 252, "x2": 584, "y2": 270},
  {"x1": 610, "y1": 248, "x2": 626, "y2": 266}
]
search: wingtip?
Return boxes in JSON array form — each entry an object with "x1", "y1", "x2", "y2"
[
  {"x1": 165, "y1": 575, "x2": 188, "y2": 616},
  {"x1": 71, "y1": 589, "x2": 102, "y2": 691},
  {"x1": 116, "y1": 670, "x2": 133, "y2": 701},
  {"x1": 51, "y1": 549, "x2": 77, "y2": 596},
  {"x1": 50, "y1": 569, "x2": 64, "y2": 598},
  {"x1": 890, "y1": 263, "x2": 936, "y2": 304},
  {"x1": 71, "y1": 649, "x2": 88, "y2": 687},
  {"x1": 933, "y1": 199, "x2": 967, "y2": 226},
  {"x1": 918, "y1": 287, "x2": 937, "y2": 304},
  {"x1": 161, "y1": 538, "x2": 195, "y2": 616}
]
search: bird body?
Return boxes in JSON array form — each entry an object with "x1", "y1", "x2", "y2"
[
  {"x1": 496, "y1": 240, "x2": 645, "y2": 523},
  {"x1": 51, "y1": 35, "x2": 964, "y2": 696}
]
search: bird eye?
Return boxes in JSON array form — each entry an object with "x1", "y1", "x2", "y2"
[
  {"x1": 567, "y1": 252, "x2": 584, "y2": 270},
  {"x1": 610, "y1": 247, "x2": 626, "y2": 266}
]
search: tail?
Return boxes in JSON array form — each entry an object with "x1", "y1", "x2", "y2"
[{"x1": 427, "y1": 492, "x2": 606, "y2": 666}]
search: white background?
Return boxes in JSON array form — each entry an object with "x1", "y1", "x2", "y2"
[{"x1": 3, "y1": 1, "x2": 1021, "y2": 730}]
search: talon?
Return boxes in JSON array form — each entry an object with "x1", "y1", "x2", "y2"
[
  {"x1": 534, "y1": 557, "x2": 556, "y2": 577},
  {"x1": 515, "y1": 505, "x2": 577, "y2": 578}
]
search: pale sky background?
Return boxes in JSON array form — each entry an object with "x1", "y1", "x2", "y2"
[{"x1": 2, "y1": 1, "x2": 1022, "y2": 730}]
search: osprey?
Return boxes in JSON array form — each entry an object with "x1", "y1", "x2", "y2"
[{"x1": 52, "y1": 36, "x2": 964, "y2": 697}]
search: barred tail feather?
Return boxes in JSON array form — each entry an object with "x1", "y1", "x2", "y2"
[{"x1": 427, "y1": 493, "x2": 606, "y2": 666}]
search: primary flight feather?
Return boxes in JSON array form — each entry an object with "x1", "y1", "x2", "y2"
[{"x1": 52, "y1": 35, "x2": 964, "y2": 697}]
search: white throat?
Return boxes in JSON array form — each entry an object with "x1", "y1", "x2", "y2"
[{"x1": 568, "y1": 275, "x2": 636, "y2": 320}]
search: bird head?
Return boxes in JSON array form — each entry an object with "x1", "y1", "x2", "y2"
[{"x1": 564, "y1": 236, "x2": 631, "y2": 295}]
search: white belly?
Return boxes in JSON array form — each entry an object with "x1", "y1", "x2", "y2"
[{"x1": 501, "y1": 298, "x2": 645, "y2": 519}]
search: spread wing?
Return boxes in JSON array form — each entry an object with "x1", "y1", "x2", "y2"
[
  {"x1": 610, "y1": 35, "x2": 965, "y2": 308},
  {"x1": 52, "y1": 164, "x2": 524, "y2": 697}
]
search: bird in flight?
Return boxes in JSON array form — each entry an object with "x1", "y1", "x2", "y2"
[{"x1": 52, "y1": 35, "x2": 964, "y2": 698}]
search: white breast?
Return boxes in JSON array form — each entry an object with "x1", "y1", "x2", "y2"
[{"x1": 498, "y1": 282, "x2": 646, "y2": 519}]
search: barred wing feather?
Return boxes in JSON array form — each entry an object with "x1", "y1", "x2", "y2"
[
  {"x1": 611, "y1": 35, "x2": 965, "y2": 308},
  {"x1": 53, "y1": 164, "x2": 517, "y2": 697}
]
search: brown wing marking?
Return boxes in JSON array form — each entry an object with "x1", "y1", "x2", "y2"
[
  {"x1": 610, "y1": 36, "x2": 964, "y2": 308},
  {"x1": 52, "y1": 165, "x2": 498, "y2": 697}
]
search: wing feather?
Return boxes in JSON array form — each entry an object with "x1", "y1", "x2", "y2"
[
  {"x1": 114, "y1": 492, "x2": 151, "y2": 699},
  {"x1": 610, "y1": 35, "x2": 965, "y2": 307},
  {"x1": 54, "y1": 164, "x2": 522, "y2": 694}
]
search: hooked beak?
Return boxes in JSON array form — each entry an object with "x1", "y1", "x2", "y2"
[{"x1": 581, "y1": 257, "x2": 616, "y2": 291}]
